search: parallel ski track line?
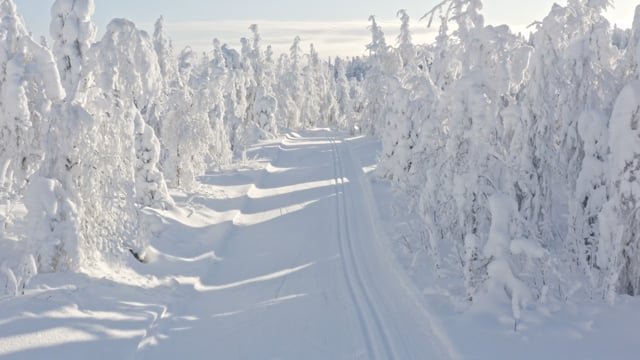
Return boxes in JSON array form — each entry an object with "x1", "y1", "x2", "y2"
[
  {"x1": 330, "y1": 137, "x2": 396, "y2": 360},
  {"x1": 330, "y1": 137, "x2": 376, "y2": 358}
]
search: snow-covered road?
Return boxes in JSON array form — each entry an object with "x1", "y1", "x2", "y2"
[{"x1": 0, "y1": 130, "x2": 457, "y2": 359}]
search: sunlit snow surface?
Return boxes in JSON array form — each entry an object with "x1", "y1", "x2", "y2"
[{"x1": 0, "y1": 130, "x2": 638, "y2": 359}]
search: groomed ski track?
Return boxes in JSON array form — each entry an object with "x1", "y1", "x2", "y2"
[{"x1": 134, "y1": 129, "x2": 457, "y2": 359}]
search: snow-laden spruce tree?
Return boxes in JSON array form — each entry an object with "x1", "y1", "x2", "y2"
[
  {"x1": 169, "y1": 43, "x2": 232, "y2": 183},
  {"x1": 27, "y1": 102, "x2": 94, "y2": 273},
  {"x1": 333, "y1": 57, "x2": 355, "y2": 129},
  {"x1": 50, "y1": 0, "x2": 96, "y2": 99},
  {"x1": 555, "y1": 2, "x2": 618, "y2": 267},
  {"x1": 422, "y1": 6, "x2": 457, "y2": 91},
  {"x1": 309, "y1": 47, "x2": 339, "y2": 129},
  {"x1": 153, "y1": 16, "x2": 231, "y2": 188},
  {"x1": 272, "y1": 54, "x2": 289, "y2": 130},
  {"x1": 300, "y1": 44, "x2": 323, "y2": 127},
  {"x1": 484, "y1": 193, "x2": 534, "y2": 329},
  {"x1": 217, "y1": 41, "x2": 246, "y2": 152},
  {"x1": 86, "y1": 18, "x2": 172, "y2": 208},
  {"x1": 322, "y1": 63, "x2": 341, "y2": 129},
  {"x1": 396, "y1": 10, "x2": 416, "y2": 71},
  {"x1": 161, "y1": 47, "x2": 213, "y2": 189},
  {"x1": 67, "y1": 18, "x2": 172, "y2": 271},
  {"x1": 422, "y1": 0, "x2": 529, "y2": 306},
  {"x1": 264, "y1": 44, "x2": 276, "y2": 86},
  {"x1": 246, "y1": 25, "x2": 278, "y2": 136},
  {"x1": 360, "y1": 16, "x2": 401, "y2": 135},
  {"x1": 599, "y1": 80, "x2": 640, "y2": 302},
  {"x1": 253, "y1": 85, "x2": 278, "y2": 135},
  {"x1": 218, "y1": 38, "x2": 263, "y2": 153},
  {"x1": 0, "y1": 0, "x2": 75, "y2": 279},
  {"x1": 0, "y1": 0, "x2": 65, "y2": 202},
  {"x1": 239, "y1": 36, "x2": 257, "y2": 132},
  {"x1": 572, "y1": 110, "x2": 609, "y2": 293},
  {"x1": 206, "y1": 39, "x2": 233, "y2": 168},
  {"x1": 597, "y1": 16, "x2": 640, "y2": 300},
  {"x1": 375, "y1": 73, "x2": 409, "y2": 184},
  {"x1": 515, "y1": 1, "x2": 620, "y2": 301},
  {"x1": 619, "y1": 5, "x2": 640, "y2": 81},
  {"x1": 377, "y1": 10, "x2": 438, "y2": 191},
  {"x1": 29, "y1": 4, "x2": 95, "y2": 270},
  {"x1": 149, "y1": 15, "x2": 176, "y2": 138},
  {"x1": 153, "y1": 16, "x2": 175, "y2": 84},
  {"x1": 276, "y1": 36, "x2": 304, "y2": 129}
]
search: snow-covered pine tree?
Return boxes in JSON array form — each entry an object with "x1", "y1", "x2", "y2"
[
  {"x1": 407, "y1": 0, "x2": 551, "y2": 312},
  {"x1": 560, "y1": 3, "x2": 625, "y2": 293},
  {"x1": 599, "y1": 80, "x2": 640, "y2": 302},
  {"x1": 619, "y1": 5, "x2": 640, "y2": 81},
  {"x1": 50, "y1": 0, "x2": 96, "y2": 100},
  {"x1": 247, "y1": 25, "x2": 278, "y2": 136},
  {"x1": 0, "y1": 0, "x2": 78, "y2": 275},
  {"x1": 161, "y1": 46, "x2": 214, "y2": 189},
  {"x1": 153, "y1": 16, "x2": 175, "y2": 83},
  {"x1": 511, "y1": 1, "x2": 620, "y2": 301},
  {"x1": 322, "y1": 60, "x2": 341, "y2": 128},
  {"x1": 360, "y1": 16, "x2": 400, "y2": 135},
  {"x1": 150, "y1": 15, "x2": 177, "y2": 138},
  {"x1": 206, "y1": 39, "x2": 233, "y2": 168},
  {"x1": 572, "y1": 110, "x2": 609, "y2": 292},
  {"x1": 300, "y1": 44, "x2": 322, "y2": 127},
  {"x1": 275, "y1": 36, "x2": 303, "y2": 129},
  {"x1": 333, "y1": 56, "x2": 354, "y2": 129},
  {"x1": 0, "y1": 0, "x2": 65, "y2": 202},
  {"x1": 67, "y1": 18, "x2": 172, "y2": 271},
  {"x1": 396, "y1": 9, "x2": 416, "y2": 71}
]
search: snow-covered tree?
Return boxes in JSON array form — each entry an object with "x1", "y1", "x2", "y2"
[
  {"x1": 206, "y1": 40, "x2": 233, "y2": 167},
  {"x1": 570, "y1": 110, "x2": 609, "y2": 292},
  {"x1": 0, "y1": 0, "x2": 73, "y2": 275},
  {"x1": 50, "y1": 0, "x2": 96, "y2": 99},
  {"x1": 161, "y1": 47, "x2": 214, "y2": 189},
  {"x1": 599, "y1": 80, "x2": 640, "y2": 301},
  {"x1": 60, "y1": 18, "x2": 174, "y2": 271},
  {"x1": 333, "y1": 56, "x2": 354, "y2": 128},
  {"x1": 300, "y1": 44, "x2": 322, "y2": 127},
  {"x1": 360, "y1": 16, "x2": 400, "y2": 135},
  {"x1": 274, "y1": 37, "x2": 303, "y2": 129},
  {"x1": 153, "y1": 16, "x2": 175, "y2": 82},
  {"x1": 396, "y1": 10, "x2": 416, "y2": 70},
  {"x1": 0, "y1": 0, "x2": 65, "y2": 199},
  {"x1": 620, "y1": 6, "x2": 640, "y2": 81}
]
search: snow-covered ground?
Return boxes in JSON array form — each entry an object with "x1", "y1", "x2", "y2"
[{"x1": 1, "y1": 130, "x2": 638, "y2": 359}]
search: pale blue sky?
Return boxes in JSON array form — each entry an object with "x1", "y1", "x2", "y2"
[{"x1": 13, "y1": 0, "x2": 637, "y2": 57}]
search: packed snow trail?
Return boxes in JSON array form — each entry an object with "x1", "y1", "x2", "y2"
[
  {"x1": 131, "y1": 130, "x2": 452, "y2": 359},
  {"x1": 135, "y1": 130, "x2": 453, "y2": 359},
  {"x1": 0, "y1": 130, "x2": 456, "y2": 359}
]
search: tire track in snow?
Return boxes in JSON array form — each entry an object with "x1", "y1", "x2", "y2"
[{"x1": 330, "y1": 137, "x2": 395, "y2": 360}]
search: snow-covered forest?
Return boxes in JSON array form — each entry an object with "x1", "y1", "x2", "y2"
[{"x1": 2, "y1": 0, "x2": 640, "y2": 351}]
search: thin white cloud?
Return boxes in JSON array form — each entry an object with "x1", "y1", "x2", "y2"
[{"x1": 161, "y1": 19, "x2": 437, "y2": 58}]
